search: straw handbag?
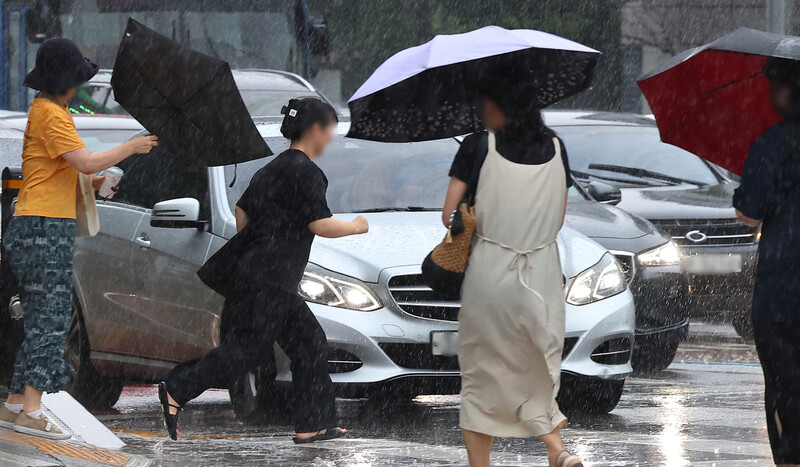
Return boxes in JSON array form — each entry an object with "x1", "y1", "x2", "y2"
[
  {"x1": 421, "y1": 133, "x2": 488, "y2": 299},
  {"x1": 421, "y1": 203, "x2": 477, "y2": 299},
  {"x1": 75, "y1": 173, "x2": 99, "y2": 237}
]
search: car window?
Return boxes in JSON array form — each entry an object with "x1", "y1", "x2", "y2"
[
  {"x1": 239, "y1": 91, "x2": 319, "y2": 117},
  {"x1": 113, "y1": 145, "x2": 210, "y2": 217},
  {"x1": 69, "y1": 85, "x2": 120, "y2": 115},
  {"x1": 225, "y1": 136, "x2": 460, "y2": 214},
  {"x1": 556, "y1": 126, "x2": 719, "y2": 187}
]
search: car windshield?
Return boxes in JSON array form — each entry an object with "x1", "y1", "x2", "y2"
[
  {"x1": 556, "y1": 126, "x2": 719, "y2": 187},
  {"x1": 225, "y1": 135, "x2": 460, "y2": 214}
]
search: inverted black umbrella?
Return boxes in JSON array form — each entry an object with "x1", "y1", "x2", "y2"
[
  {"x1": 347, "y1": 26, "x2": 600, "y2": 142},
  {"x1": 111, "y1": 18, "x2": 270, "y2": 166},
  {"x1": 638, "y1": 28, "x2": 800, "y2": 175}
]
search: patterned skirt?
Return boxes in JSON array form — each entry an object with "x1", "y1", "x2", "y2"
[{"x1": 4, "y1": 216, "x2": 75, "y2": 394}]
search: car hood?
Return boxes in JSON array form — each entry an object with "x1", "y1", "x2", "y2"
[
  {"x1": 564, "y1": 200, "x2": 667, "y2": 254},
  {"x1": 309, "y1": 212, "x2": 607, "y2": 283},
  {"x1": 565, "y1": 200, "x2": 654, "y2": 240},
  {"x1": 617, "y1": 181, "x2": 739, "y2": 220}
]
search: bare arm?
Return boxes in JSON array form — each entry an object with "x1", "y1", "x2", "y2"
[
  {"x1": 736, "y1": 209, "x2": 762, "y2": 227},
  {"x1": 561, "y1": 190, "x2": 568, "y2": 227},
  {"x1": 442, "y1": 177, "x2": 468, "y2": 227},
  {"x1": 61, "y1": 135, "x2": 158, "y2": 175},
  {"x1": 235, "y1": 206, "x2": 249, "y2": 232},
  {"x1": 309, "y1": 216, "x2": 369, "y2": 238}
]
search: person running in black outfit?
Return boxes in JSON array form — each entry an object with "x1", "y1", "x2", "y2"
[
  {"x1": 158, "y1": 98, "x2": 369, "y2": 443},
  {"x1": 734, "y1": 57, "x2": 800, "y2": 466}
]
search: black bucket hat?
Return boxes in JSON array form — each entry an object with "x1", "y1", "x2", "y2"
[{"x1": 24, "y1": 38, "x2": 98, "y2": 94}]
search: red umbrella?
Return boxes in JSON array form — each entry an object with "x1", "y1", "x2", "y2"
[{"x1": 637, "y1": 28, "x2": 793, "y2": 175}]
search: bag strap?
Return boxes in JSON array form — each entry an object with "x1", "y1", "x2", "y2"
[{"x1": 464, "y1": 131, "x2": 489, "y2": 206}]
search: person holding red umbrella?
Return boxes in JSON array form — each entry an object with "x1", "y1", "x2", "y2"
[{"x1": 733, "y1": 57, "x2": 800, "y2": 465}]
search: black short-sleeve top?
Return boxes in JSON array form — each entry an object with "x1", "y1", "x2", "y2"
[
  {"x1": 204, "y1": 149, "x2": 332, "y2": 294},
  {"x1": 449, "y1": 130, "x2": 573, "y2": 188},
  {"x1": 733, "y1": 122, "x2": 800, "y2": 321},
  {"x1": 236, "y1": 149, "x2": 332, "y2": 291}
]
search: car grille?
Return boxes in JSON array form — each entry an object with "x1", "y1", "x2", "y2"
[
  {"x1": 379, "y1": 343, "x2": 460, "y2": 370},
  {"x1": 590, "y1": 337, "x2": 632, "y2": 365},
  {"x1": 327, "y1": 347, "x2": 362, "y2": 373},
  {"x1": 650, "y1": 218, "x2": 756, "y2": 246},
  {"x1": 388, "y1": 274, "x2": 460, "y2": 321},
  {"x1": 380, "y1": 337, "x2": 581, "y2": 371}
]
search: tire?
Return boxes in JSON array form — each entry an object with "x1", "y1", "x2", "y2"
[
  {"x1": 557, "y1": 375, "x2": 624, "y2": 415},
  {"x1": 229, "y1": 364, "x2": 291, "y2": 424},
  {"x1": 732, "y1": 313, "x2": 754, "y2": 341},
  {"x1": 64, "y1": 299, "x2": 123, "y2": 410},
  {"x1": 632, "y1": 332, "x2": 681, "y2": 373}
]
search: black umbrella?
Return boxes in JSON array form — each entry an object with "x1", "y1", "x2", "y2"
[
  {"x1": 347, "y1": 26, "x2": 600, "y2": 142},
  {"x1": 111, "y1": 18, "x2": 270, "y2": 166}
]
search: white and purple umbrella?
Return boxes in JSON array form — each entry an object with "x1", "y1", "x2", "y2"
[{"x1": 347, "y1": 25, "x2": 600, "y2": 142}]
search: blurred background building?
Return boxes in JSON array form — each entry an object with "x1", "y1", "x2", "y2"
[{"x1": 0, "y1": 0, "x2": 795, "y2": 113}]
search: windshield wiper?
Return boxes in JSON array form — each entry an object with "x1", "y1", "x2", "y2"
[
  {"x1": 572, "y1": 170, "x2": 652, "y2": 188},
  {"x1": 352, "y1": 206, "x2": 439, "y2": 213},
  {"x1": 587, "y1": 164, "x2": 708, "y2": 186}
]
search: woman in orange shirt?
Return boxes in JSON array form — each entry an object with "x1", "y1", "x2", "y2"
[{"x1": 0, "y1": 38, "x2": 157, "y2": 439}]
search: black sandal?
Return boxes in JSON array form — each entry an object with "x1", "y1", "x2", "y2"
[
  {"x1": 292, "y1": 427, "x2": 348, "y2": 444},
  {"x1": 158, "y1": 381, "x2": 182, "y2": 440}
]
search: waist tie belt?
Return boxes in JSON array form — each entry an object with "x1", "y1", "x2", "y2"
[{"x1": 475, "y1": 233, "x2": 556, "y2": 324}]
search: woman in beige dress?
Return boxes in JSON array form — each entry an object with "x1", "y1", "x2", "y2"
[{"x1": 442, "y1": 94, "x2": 582, "y2": 467}]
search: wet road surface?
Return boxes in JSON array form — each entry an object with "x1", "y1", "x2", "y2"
[{"x1": 95, "y1": 325, "x2": 770, "y2": 466}]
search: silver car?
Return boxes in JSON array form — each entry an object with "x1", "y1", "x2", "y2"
[{"x1": 1, "y1": 118, "x2": 635, "y2": 415}]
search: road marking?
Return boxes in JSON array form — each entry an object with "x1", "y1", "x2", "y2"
[{"x1": 0, "y1": 431, "x2": 131, "y2": 465}]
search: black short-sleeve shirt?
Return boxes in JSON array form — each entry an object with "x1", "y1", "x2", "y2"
[
  {"x1": 449, "y1": 130, "x2": 573, "y2": 188},
  {"x1": 200, "y1": 149, "x2": 332, "y2": 295},
  {"x1": 733, "y1": 122, "x2": 800, "y2": 321}
]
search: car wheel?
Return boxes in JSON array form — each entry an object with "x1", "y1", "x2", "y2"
[
  {"x1": 632, "y1": 332, "x2": 681, "y2": 373},
  {"x1": 731, "y1": 313, "x2": 754, "y2": 341},
  {"x1": 64, "y1": 299, "x2": 123, "y2": 410},
  {"x1": 557, "y1": 375, "x2": 624, "y2": 415},
  {"x1": 229, "y1": 365, "x2": 291, "y2": 424}
]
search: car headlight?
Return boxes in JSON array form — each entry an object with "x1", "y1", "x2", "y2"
[
  {"x1": 298, "y1": 264, "x2": 381, "y2": 311},
  {"x1": 566, "y1": 253, "x2": 627, "y2": 306},
  {"x1": 637, "y1": 241, "x2": 681, "y2": 266}
]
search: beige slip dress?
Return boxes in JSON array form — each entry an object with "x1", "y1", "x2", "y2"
[{"x1": 458, "y1": 131, "x2": 568, "y2": 438}]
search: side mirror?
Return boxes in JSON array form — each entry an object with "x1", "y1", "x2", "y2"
[
  {"x1": 586, "y1": 181, "x2": 622, "y2": 205},
  {"x1": 151, "y1": 198, "x2": 205, "y2": 229}
]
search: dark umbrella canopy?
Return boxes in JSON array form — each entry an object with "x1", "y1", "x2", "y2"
[
  {"x1": 347, "y1": 26, "x2": 600, "y2": 143},
  {"x1": 111, "y1": 18, "x2": 270, "y2": 166},
  {"x1": 637, "y1": 28, "x2": 800, "y2": 175}
]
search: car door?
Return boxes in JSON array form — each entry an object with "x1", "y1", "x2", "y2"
[
  {"x1": 125, "y1": 154, "x2": 223, "y2": 364},
  {"x1": 73, "y1": 169, "x2": 149, "y2": 358}
]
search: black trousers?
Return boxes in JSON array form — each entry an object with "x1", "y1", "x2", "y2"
[
  {"x1": 165, "y1": 285, "x2": 336, "y2": 433},
  {"x1": 754, "y1": 320, "x2": 800, "y2": 464}
]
